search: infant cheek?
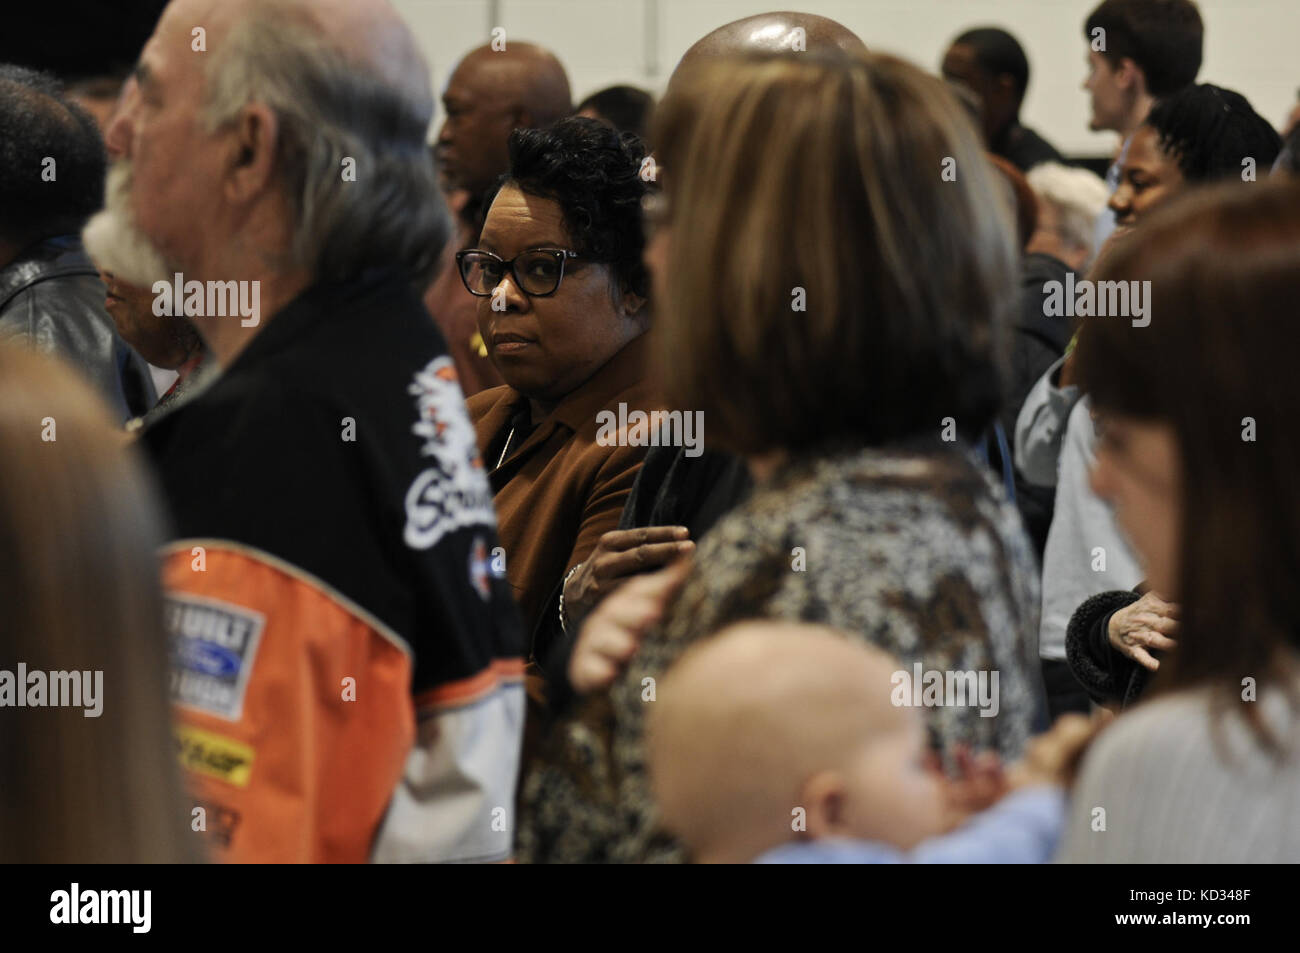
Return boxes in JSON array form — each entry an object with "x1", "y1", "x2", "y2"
[{"x1": 909, "y1": 775, "x2": 946, "y2": 839}]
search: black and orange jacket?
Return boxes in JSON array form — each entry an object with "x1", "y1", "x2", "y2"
[{"x1": 143, "y1": 270, "x2": 525, "y2": 863}]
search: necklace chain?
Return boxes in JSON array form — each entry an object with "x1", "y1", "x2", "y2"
[{"x1": 496, "y1": 425, "x2": 516, "y2": 470}]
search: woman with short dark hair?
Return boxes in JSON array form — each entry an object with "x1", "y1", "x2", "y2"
[
  {"x1": 463, "y1": 116, "x2": 667, "y2": 665},
  {"x1": 1059, "y1": 179, "x2": 1300, "y2": 862}
]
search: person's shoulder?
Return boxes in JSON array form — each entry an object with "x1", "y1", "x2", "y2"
[
  {"x1": 1062, "y1": 396, "x2": 1097, "y2": 450},
  {"x1": 1, "y1": 268, "x2": 109, "y2": 330},
  {"x1": 1083, "y1": 690, "x2": 1213, "y2": 772},
  {"x1": 837, "y1": 445, "x2": 1009, "y2": 518},
  {"x1": 743, "y1": 446, "x2": 964, "y2": 523},
  {"x1": 466, "y1": 383, "x2": 511, "y2": 422},
  {"x1": 1018, "y1": 125, "x2": 1064, "y2": 164}
]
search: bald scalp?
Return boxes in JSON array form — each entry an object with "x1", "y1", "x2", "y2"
[
  {"x1": 647, "y1": 621, "x2": 908, "y2": 857},
  {"x1": 677, "y1": 10, "x2": 867, "y2": 76},
  {"x1": 453, "y1": 42, "x2": 572, "y2": 127}
]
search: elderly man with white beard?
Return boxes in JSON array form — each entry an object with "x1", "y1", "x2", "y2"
[{"x1": 83, "y1": 0, "x2": 525, "y2": 862}]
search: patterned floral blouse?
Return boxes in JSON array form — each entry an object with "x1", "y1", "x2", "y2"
[{"x1": 518, "y1": 442, "x2": 1045, "y2": 863}]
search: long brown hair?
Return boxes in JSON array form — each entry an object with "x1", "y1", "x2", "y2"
[
  {"x1": 650, "y1": 52, "x2": 1019, "y2": 455},
  {"x1": 0, "y1": 346, "x2": 197, "y2": 861},
  {"x1": 1076, "y1": 180, "x2": 1300, "y2": 736}
]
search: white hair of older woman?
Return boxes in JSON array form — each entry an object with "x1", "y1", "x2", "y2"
[{"x1": 1026, "y1": 161, "x2": 1111, "y2": 269}]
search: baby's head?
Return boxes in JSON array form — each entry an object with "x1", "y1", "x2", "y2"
[{"x1": 646, "y1": 620, "x2": 944, "y2": 863}]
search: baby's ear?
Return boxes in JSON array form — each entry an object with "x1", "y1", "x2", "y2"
[{"x1": 799, "y1": 770, "x2": 848, "y2": 840}]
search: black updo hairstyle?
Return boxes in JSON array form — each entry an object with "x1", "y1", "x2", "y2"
[{"x1": 487, "y1": 116, "x2": 651, "y2": 302}]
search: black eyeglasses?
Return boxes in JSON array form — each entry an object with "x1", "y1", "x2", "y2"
[{"x1": 456, "y1": 248, "x2": 583, "y2": 298}]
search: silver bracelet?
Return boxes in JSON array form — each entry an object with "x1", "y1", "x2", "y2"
[{"x1": 558, "y1": 563, "x2": 582, "y2": 635}]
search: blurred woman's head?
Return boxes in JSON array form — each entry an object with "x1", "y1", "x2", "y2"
[
  {"x1": 649, "y1": 52, "x2": 1018, "y2": 456},
  {"x1": 1076, "y1": 180, "x2": 1300, "y2": 702},
  {"x1": 1110, "y1": 83, "x2": 1282, "y2": 227},
  {"x1": 461, "y1": 116, "x2": 651, "y2": 406},
  {"x1": 0, "y1": 346, "x2": 194, "y2": 861}
]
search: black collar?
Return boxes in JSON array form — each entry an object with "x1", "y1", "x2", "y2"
[{"x1": 223, "y1": 266, "x2": 404, "y2": 374}]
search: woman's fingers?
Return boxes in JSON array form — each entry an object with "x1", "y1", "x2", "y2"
[
  {"x1": 597, "y1": 539, "x2": 694, "y2": 578},
  {"x1": 1128, "y1": 643, "x2": 1161, "y2": 671},
  {"x1": 596, "y1": 526, "x2": 689, "y2": 556},
  {"x1": 1134, "y1": 626, "x2": 1178, "y2": 651},
  {"x1": 1142, "y1": 592, "x2": 1180, "y2": 617},
  {"x1": 1136, "y1": 613, "x2": 1179, "y2": 636}
]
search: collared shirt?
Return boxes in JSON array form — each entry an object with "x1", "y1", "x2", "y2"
[
  {"x1": 1094, "y1": 133, "x2": 1132, "y2": 250},
  {"x1": 143, "y1": 269, "x2": 524, "y2": 863},
  {"x1": 468, "y1": 332, "x2": 656, "y2": 656}
]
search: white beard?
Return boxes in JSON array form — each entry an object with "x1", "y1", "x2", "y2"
[{"x1": 81, "y1": 161, "x2": 173, "y2": 290}]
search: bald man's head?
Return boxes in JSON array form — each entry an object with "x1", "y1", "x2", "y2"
[
  {"x1": 647, "y1": 621, "x2": 942, "y2": 863},
  {"x1": 672, "y1": 10, "x2": 867, "y2": 88},
  {"x1": 436, "y1": 42, "x2": 572, "y2": 196}
]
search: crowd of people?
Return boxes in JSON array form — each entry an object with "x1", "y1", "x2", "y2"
[{"x1": 2, "y1": 0, "x2": 1299, "y2": 864}]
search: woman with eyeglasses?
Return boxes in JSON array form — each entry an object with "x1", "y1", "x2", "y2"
[{"x1": 460, "y1": 116, "x2": 674, "y2": 692}]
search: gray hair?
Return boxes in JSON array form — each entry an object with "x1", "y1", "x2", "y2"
[
  {"x1": 202, "y1": 7, "x2": 448, "y2": 283},
  {"x1": 1025, "y1": 161, "x2": 1110, "y2": 268}
]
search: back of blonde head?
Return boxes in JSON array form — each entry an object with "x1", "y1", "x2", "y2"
[{"x1": 0, "y1": 346, "x2": 195, "y2": 862}]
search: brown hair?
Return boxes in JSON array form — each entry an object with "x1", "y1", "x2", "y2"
[
  {"x1": 988, "y1": 152, "x2": 1039, "y2": 249},
  {"x1": 651, "y1": 52, "x2": 1019, "y2": 455},
  {"x1": 0, "y1": 346, "x2": 197, "y2": 862},
  {"x1": 1075, "y1": 180, "x2": 1300, "y2": 733}
]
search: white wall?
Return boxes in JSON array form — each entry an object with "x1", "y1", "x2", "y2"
[{"x1": 392, "y1": 0, "x2": 1299, "y2": 158}]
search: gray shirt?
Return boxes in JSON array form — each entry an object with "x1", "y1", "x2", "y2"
[
  {"x1": 1015, "y1": 357, "x2": 1141, "y2": 659},
  {"x1": 1058, "y1": 681, "x2": 1300, "y2": 862}
]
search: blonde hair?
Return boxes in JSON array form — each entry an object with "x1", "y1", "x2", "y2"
[
  {"x1": 0, "y1": 346, "x2": 196, "y2": 862},
  {"x1": 652, "y1": 52, "x2": 1019, "y2": 454}
]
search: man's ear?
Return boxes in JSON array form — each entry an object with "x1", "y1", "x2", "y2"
[
  {"x1": 224, "y1": 102, "x2": 280, "y2": 204},
  {"x1": 1115, "y1": 57, "x2": 1142, "y2": 93}
]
